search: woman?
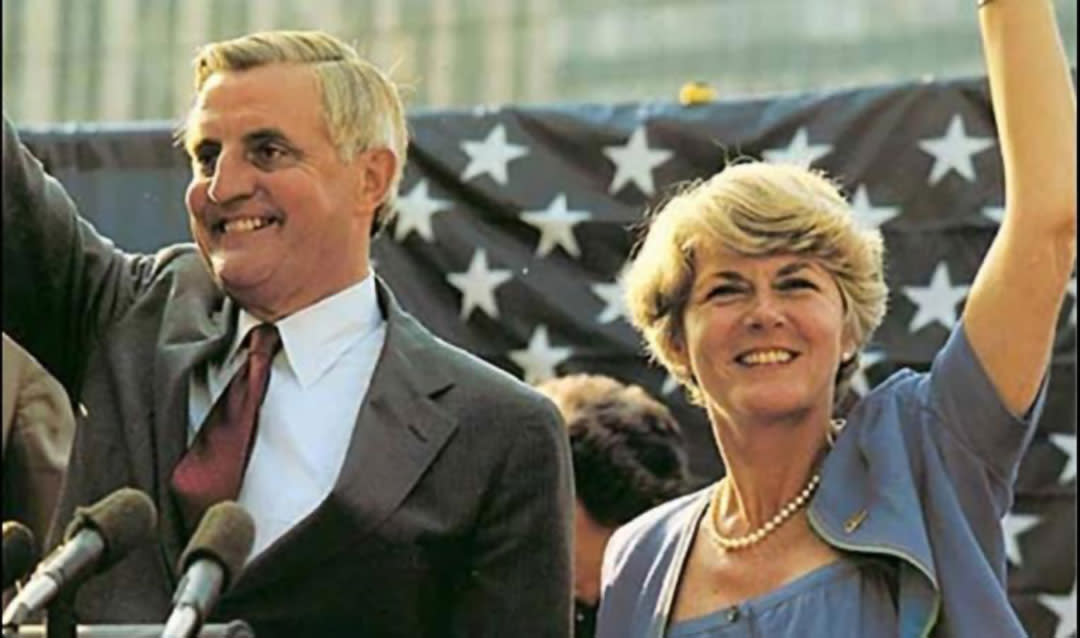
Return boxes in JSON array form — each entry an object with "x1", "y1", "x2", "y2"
[{"x1": 597, "y1": 1, "x2": 1075, "y2": 637}]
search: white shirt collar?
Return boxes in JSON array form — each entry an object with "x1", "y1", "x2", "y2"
[{"x1": 227, "y1": 275, "x2": 384, "y2": 388}]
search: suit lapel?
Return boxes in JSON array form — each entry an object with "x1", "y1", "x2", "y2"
[
  {"x1": 151, "y1": 288, "x2": 234, "y2": 584},
  {"x1": 232, "y1": 279, "x2": 458, "y2": 594}
]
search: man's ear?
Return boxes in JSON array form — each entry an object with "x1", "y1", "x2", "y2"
[{"x1": 356, "y1": 148, "x2": 397, "y2": 211}]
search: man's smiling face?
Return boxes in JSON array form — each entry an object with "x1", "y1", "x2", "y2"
[{"x1": 183, "y1": 62, "x2": 372, "y2": 321}]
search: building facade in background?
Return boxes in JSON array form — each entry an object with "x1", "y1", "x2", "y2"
[{"x1": 3, "y1": 0, "x2": 1076, "y2": 124}]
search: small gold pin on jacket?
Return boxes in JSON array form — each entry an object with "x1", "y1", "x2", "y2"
[{"x1": 844, "y1": 509, "x2": 868, "y2": 533}]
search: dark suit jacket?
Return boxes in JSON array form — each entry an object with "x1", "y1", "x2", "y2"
[{"x1": 2, "y1": 116, "x2": 574, "y2": 638}]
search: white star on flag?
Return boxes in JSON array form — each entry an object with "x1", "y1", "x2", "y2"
[
  {"x1": 603, "y1": 126, "x2": 673, "y2": 196},
  {"x1": 849, "y1": 185, "x2": 901, "y2": 230},
  {"x1": 445, "y1": 249, "x2": 514, "y2": 321},
  {"x1": 1049, "y1": 433, "x2": 1077, "y2": 484},
  {"x1": 393, "y1": 180, "x2": 452, "y2": 242},
  {"x1": 762, "y1": 127, "x2": 833, "y2": 167},
  {"x1": 850, "y1": 349, "x2": 886, "y2": 396},
  {"x1": 1001, "y1": 512, "x2": 1041, "y2": 567},
  {"x1": 590, "y1": 269, "x2": 628, "y2": 324},
  {"x1": 901, "y1": 262, "x2": 970, "y2": 333},
  {"x1": 460, "y1": 124, "x2": 529, "y2": 185},
  {"x1": 981, "y1": 205, "x2": 1004, "y2": 225},
  {"x1": 520, "y1": 194, "x2": 592, "y2": 258},
  {"x1": 916, "y1": 115, "x2": 996, "y2": 185},
  {"x1": 509, "y1": 325, "x2": 573, "y2": 384},
  {"x1": 1038, "y1": 582, "x2": 1076, "y2": 638}
]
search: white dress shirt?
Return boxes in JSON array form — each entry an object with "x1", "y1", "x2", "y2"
[{"x1": 187, "y1": 276, "x2": 386, "y2": 559}]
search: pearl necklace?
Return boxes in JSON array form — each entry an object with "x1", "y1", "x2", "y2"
[
  {"x1": 704, "y1": 419, "x2": 844, "y2": 552},
  {"x1": 705, "y1": 473, "x2": 820, "y2": 550}
]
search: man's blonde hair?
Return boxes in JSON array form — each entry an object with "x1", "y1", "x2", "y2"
[
  {"x1": 182, "y1": 30, "x2": 408, "y2": 233},
  {"x1": 623, "y1": 161, "x2": 888, "y2": 404}
]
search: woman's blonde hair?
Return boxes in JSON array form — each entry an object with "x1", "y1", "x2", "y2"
[
  {"x1": 623, "y1": 161, "x2": 888, "y2": 404},
  {"x1": 180, "y1": 30, "x2": 408, "y2": 234}
]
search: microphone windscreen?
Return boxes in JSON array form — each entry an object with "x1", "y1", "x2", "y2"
[
  {"x1": 64, "y1": 487, "x2": 158, "y2": 568},
  {"x1": 179, "y1": 501, "x2": 255, "y2": 590},
  {"x1": 3, "y1": 520, "x2": 38, "y2": 589}
]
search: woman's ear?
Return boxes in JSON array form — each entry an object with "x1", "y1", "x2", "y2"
[
  {"x1": 840, "y1": 325, "x2": 858, "y2": 364},
  {"x1": 669, "y1": 330, "x2": 691, "y2": 370}
]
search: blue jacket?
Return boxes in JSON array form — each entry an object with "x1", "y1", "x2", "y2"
[{"x1": 597, "y1": 325, "x2": 1046, "y2": 638}]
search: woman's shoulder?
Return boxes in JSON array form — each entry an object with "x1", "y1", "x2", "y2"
[
  {"x1": 855, "y1": 324, "x2": 988, "y2": 405},
  {"x1": 606, "y1": 486, "x2": 711, "y2": 572}
]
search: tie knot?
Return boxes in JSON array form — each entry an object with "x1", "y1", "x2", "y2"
[{"x1": 246, "y1": 323, "x2": 282, "y2": 359}]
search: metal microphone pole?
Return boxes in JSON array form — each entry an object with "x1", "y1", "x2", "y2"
[{"x1": 44, "y1": 590, "x2": 75, "y2": 638}]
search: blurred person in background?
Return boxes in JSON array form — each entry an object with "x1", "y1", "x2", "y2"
[
  {"x1": 598, "y1": 1, "x2": 1075, "y2": 636},
  {"x1": 2, "y1": 30, "x2": 573, "y2": 637},
  {"x1": 2, "y1": 332, "x2": 75, "y2": 560},
  {"x1": 536, "y1": 374, "x2": 693, "y2": 638}
]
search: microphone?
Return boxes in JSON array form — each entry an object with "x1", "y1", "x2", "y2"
[
  {"x1": 1, "y1": 488, "x2": 157, "y2": 628},
  {"x1": 161, "y1": 502, "x2": 254, "y2": 638},
  {"x1": 3, "y1": 522, "x2": 38, "y2": 590}
]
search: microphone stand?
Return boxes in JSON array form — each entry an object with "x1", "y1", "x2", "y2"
[{"x1": 44, "y1": 590, "x2": 75, "y2": 638}]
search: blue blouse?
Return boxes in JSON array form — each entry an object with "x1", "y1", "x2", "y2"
[{"x1": 665, "y1": 554, "x2": 898, "y2": 638}]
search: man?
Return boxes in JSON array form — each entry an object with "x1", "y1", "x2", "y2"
[
  {"x1": 535, "y1": 374, "x2": 692, "y2": 638},
  {"x1": 2, "y1": 30, "x2": 573, "y2": 637}
]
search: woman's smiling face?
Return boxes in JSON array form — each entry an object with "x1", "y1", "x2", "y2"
[{"x1": 679, "y1": 243, "x2": 854, "y2": 425}]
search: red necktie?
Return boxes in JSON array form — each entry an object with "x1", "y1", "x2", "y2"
[{"x1": 170, "y1": 323, "x2": 282, "y2": 532}]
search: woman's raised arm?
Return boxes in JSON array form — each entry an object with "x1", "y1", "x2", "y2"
[{"x1": 962, "y1": 0, "x2": 1076, "y2": 416}]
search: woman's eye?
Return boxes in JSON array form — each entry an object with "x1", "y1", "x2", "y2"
[
  {"x1": 707, "y1": 285, "x2": 742, "y2": 299},
  {"x1": 778, "y1": 278, "x2": 817, "y2": 291}
]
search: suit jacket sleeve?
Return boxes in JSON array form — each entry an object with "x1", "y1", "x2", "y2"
[
  {"x1": 450, "y1": 399, "x2": 574, "y2": 638},
  {"x1": 2, "y1": 114, "x2": 148, "y2": 396}
]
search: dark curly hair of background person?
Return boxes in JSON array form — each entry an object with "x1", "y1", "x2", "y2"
[{"x1": 536, "y1": 374, "x2": 693, "y2": 527}]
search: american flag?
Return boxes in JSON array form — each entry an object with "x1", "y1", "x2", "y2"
[{"x1": 19, "y1": 71, "x2": 1077, "y2": 638}]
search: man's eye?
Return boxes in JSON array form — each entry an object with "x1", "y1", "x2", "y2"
[
  {"x1": 252, "y1": 144, "x2": 288, "y2": 165},
  {"x1": 194, "y1": 151, "x2": 217, "y2": 175}
]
